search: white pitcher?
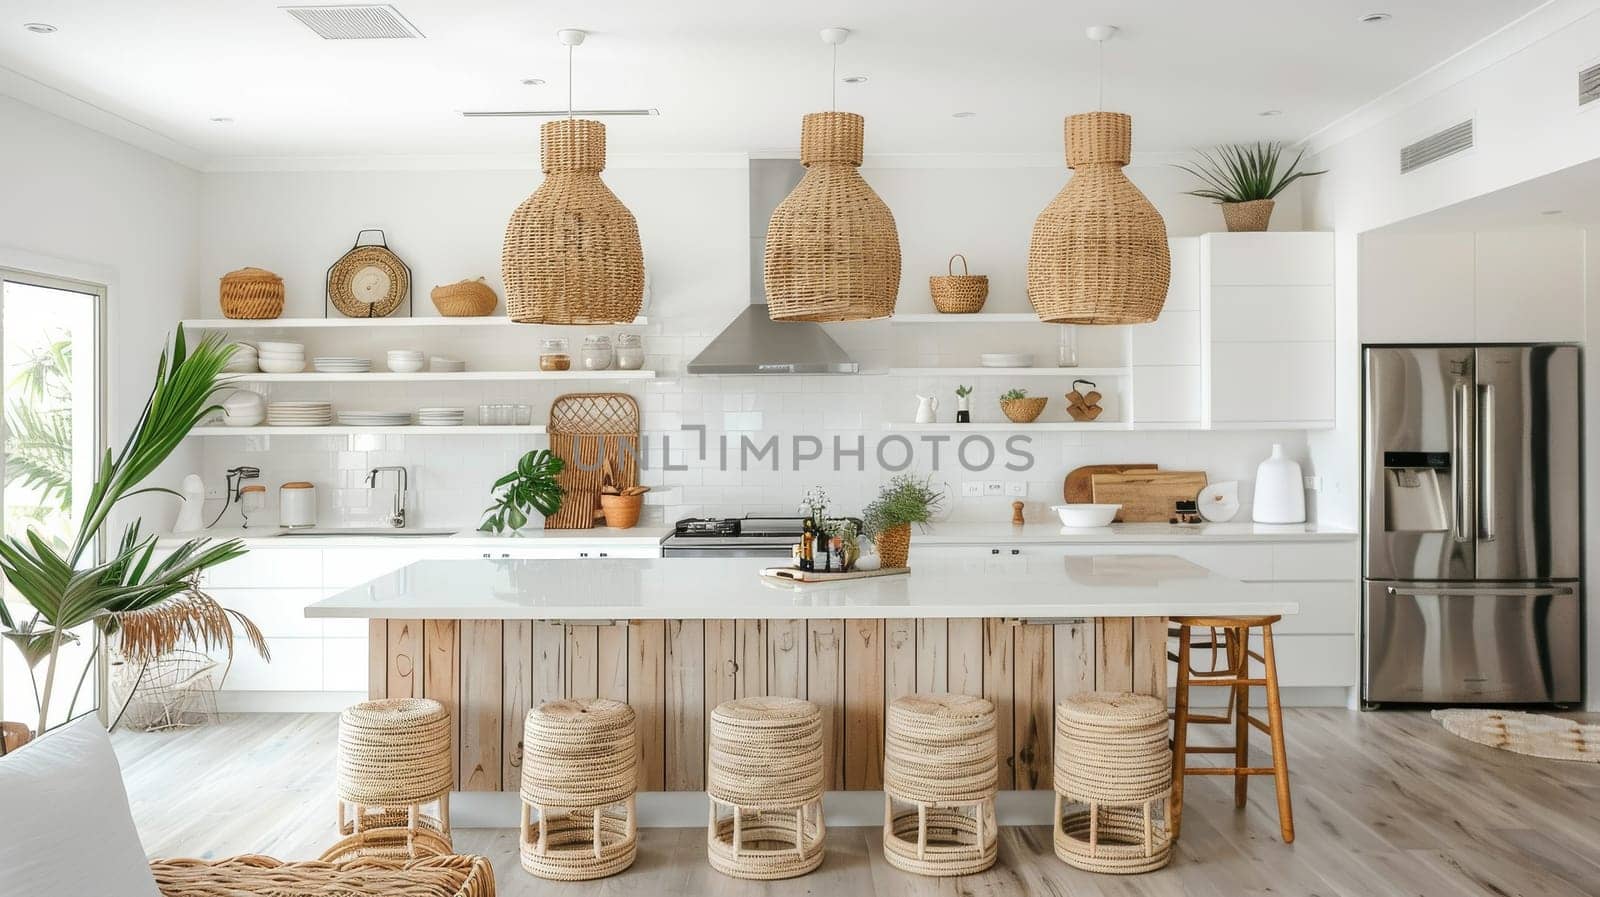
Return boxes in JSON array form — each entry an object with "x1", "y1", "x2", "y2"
[{"x1": 915, "y1": 394, "x2": 939, "y2": 423}]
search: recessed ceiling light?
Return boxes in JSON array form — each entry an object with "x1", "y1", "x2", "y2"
[
  {"x1": 209, "y1": 116, "x2": 235, "y2": 124},
  {"x1": 841, "y1": 75, "x2": 868, "y2": 84},
  {"x1": 952, "y1": 111, "x2": 977, "y2": 119},
  {"x1": 521, "y1": 78, "x2": 545, "y2": 86},
  {"x1": 1258, "y1": 109, "x2": 1283, "y2": 117},
  {"x1": 1359, "y1": 12, "x2": 1392, "y2": 23},
  {"x1": 22, "y1": 22, "x2": 57, "y2": 34}
]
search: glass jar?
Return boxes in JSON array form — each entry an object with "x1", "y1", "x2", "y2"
[
  {"x1": 539, "y1": 337, "x2": 571, "y2": 372},
  {"x1": 1057, "y1": 324, "x2": 1079, "y2": 368},
  {"x1": 614, "y1": 332, "x2": 645, "y2": 371},
  {"x1": 581, "y1": 335, "x2": 614, "y2": 371}
]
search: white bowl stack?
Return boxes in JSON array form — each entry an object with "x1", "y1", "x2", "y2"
[
  {"x1": 258, "y1": 340, "x2": 306, "y2": 373},
  {"x1": 266, "y1": 401, "x2": 332, "y2": 427},
  {"x1": 980, "y1": 352, "x2": 1033, "y2": 368},
  {"x1": 386, "y1": 349, "x2": 425, "y2": 373},
  {"x1": 336, "y1": 410, "x2": 412, "y2": 427},
  {"x1": 313, "y1": 356, "x2": 372, "y2": 373},
  {"x1": 416, "y1": 407, "x2": 465, "y2": 427},
  {"x1": 223, "y1": 342, "x2": 259, "y2": 373}
]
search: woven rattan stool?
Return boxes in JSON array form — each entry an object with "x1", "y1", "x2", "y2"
[
  {"x1": 882, "y1": 693, "x2": 998, "y2": 876},
  {"x1": 1052, "y1": 692, "x2": 1173, "y2": 874},
  {"x1": 1170, "y1": 614, "x2": 1294, "y2": 843},
  {"x1": 706, "y1": 697, "x2": 826, "y2": 880},
  {"x1": 337, "y1": 698, "x2": 454, "y2": 858},
  {"x1": 519, "y1": 699, "x2": 638, "y2": 881}
]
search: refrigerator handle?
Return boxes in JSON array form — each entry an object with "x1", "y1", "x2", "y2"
[
  {"x1": 1478, "y1": 383, "x2": 1495, "y2": 542},
  {"x1": 1451, "y1": 379, "x2": 1474, "y2": 543}
]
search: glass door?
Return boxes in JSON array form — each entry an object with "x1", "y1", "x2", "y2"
[{"x1": 0, "y1": 269, "x2": 103, "y2": 732}]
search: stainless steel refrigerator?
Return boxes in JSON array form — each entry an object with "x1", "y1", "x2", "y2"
[{"x1": 1363, "y1": 345, "x2": 1582, "y2": 706}]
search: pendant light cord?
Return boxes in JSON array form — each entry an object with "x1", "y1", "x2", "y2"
[
  {"x1": 567, "y1": 43, "x2": 574, "y2": 119},
  {"x1": 1096, "y1": 38, "x2": 1104, "y2": 111},
  {"x1": 831, "y1": 42, "x2": 838, "y2": 110}
]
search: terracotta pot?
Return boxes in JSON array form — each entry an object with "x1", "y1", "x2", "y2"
[
  {"x1": 1, "y1": 720, "x2": 34, "y2": 756},
  {"x1": 874, "y1": 523, "x2": 911, "y2": 569},
  {"x1": 600, "y1": 493, "x2": 642, "y2": 529},
  {"x1": 1221, "y1": 199, "x2": 1274, "y2": 232}
]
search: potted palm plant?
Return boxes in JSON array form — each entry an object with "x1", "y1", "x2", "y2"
[
  {"x1": 0, "y1": 327, "x2": 266, "y2": 738},
  {"x1": 1175, "y1": 142, "x2": 1327, "y2": 232},
  {"x1": 862, "y1": 475, "x2": 945, "y2": 569}
]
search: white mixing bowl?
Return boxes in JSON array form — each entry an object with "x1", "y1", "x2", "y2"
[{"x1": 1051, "y1": 504, "x2": 1121, "y2": 527}]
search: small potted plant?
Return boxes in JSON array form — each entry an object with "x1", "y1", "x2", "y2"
[
  {"x1": 1000, "y1": 388, "x2": 1047, "y2": 423},
  {"x1": 955, "y1": 384, "x2": 973, "y2": 423},
  {"x1": 1175, "y1": 142, "x2": 1326, "y2": 232},
  {"x1": 479, "y1": 450, "x2": 565, "y2": 535},
  {"x1": 863, "y1": 475, "x2": 945, "y2": 569}
]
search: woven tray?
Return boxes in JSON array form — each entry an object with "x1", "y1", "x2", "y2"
[{"x1": 546, "y1": 393, "x2": 639, "y2": 529}]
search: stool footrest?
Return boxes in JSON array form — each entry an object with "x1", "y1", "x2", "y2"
[{"x1": 1182, "y1": 766, "x2": 1278, "y2": 777}]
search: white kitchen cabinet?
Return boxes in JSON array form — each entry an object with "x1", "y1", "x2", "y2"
[
  {"x1": 1473, "y1": 228, "x2": 1585, "y2": 342},
  {"x1": 322, "y1": 637, "x2": 370, "y2": 691},
  {"x1": 1130, "y1": 238, "x2": 1203, "y2": 426},
  {"x1": 1200, "y1": 232, "x2": 1336, "y2": 429},
  {"x1": 207, "y1": 588, "x2": 324, "y2": 639},
  {"x1": 222, "y1": 637, "x2": 323, "y2": 691}
]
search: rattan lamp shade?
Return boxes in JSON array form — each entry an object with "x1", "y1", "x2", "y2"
[
  {"x1": 764, "y1": 111, "x2": 901, "y2": 322},
  {"x1": 502, "y1": 119, "x2": 644, "y2": 324},
  {"x1": 1027, "y1": 112, "x2": 1170, "y2": 325}
]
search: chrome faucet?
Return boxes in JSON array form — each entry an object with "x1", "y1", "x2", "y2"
[{"x1": 366, "y1": 466, "x2": 408, "y2": 528}]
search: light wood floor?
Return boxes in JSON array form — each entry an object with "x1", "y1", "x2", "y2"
[{"x1": 114, "y1": 710, "x2": 1600, "y2": 896}]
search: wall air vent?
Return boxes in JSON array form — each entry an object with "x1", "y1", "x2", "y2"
[
  {"x1": 281, "y1": 5, "x2": 423, "y2": 39},
  {"x1": 1580, "y1": 61, "x2": 1600, "y2": 106},
  {"x1": 1399, "y1": 119, "x2": 1473, "y2": 173}
]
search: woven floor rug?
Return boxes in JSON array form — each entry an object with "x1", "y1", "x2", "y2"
[{"x1": 1432, "y1": 709, "x2": 1600, "y2": 762}]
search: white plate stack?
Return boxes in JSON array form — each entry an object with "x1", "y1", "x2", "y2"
[
  {"x1": 314, "y1": 356, "x2": 372, "y2": 373},
  {"x1": 266, "y1": 401, "x2": 333, "y2": 427},
  {"x1": 223, "y1": 342, "x2": 259, "y2": 373},
  {"x1": 258, "y1": 340, "x2": 306, "y2": 374},
  {"x1": 386, "y1": 349, "x2": 425, "y2": 373},
  {"x1": 979, "y1": 352, "x2": 1033, "y2": 368},
  {"x1": 336, "y1": 410, "x2": 413, "y2": 427},
  {"x1": 416, "y1": 407, "x2": 465, "y2": 427},
  {"x1": 429, "y1": 356, "x2": 466, "y2": 373}
]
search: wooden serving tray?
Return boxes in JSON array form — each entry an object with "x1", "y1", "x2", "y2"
[{"x1": 760, "y1": 566, "x2": 910, "y2": 583}]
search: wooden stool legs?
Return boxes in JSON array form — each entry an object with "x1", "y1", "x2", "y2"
[{"x1": 1169, "y1": 618, "x2": 1294, "y2": 844}]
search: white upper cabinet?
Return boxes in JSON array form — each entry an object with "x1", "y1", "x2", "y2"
[
  {"x1": 1200, "y1": 232, "x2": 1336, "y2": 429},
  {"x1": 1130, "y1": 237, "x2": 1203, "y2": 424}
]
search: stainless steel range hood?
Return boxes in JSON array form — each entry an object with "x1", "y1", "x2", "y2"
[{"x1": 687, "y1": 159, "x2": 859, "y2": 374}]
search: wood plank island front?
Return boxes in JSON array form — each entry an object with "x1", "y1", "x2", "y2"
[{"x1": 307, "y1": 555, "x2": 1297, "y2": 796}]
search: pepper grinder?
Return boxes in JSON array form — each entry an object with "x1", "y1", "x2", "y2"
[{"x1": 1011, "y1": 501, "x2": 1025, "y2": 526}]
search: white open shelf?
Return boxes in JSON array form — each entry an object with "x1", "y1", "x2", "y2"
[
  {"x1": 884, "y1": 421, "x2": 1132, "y2": 432},
  {"x1": 888, "y1": 312, "x2": 1044, "y2": 324},
  {"x1": 182, "y1": 316, "x2": 647, "y2": 330},
  {"x1": 190, "y1": 425, "x2": 547, "y2": 437},
  {"x1": 224, "y1": 370, "x2": 656, "y2": 383},
  {"x1": 887, "y1": 367, "x2": 1129, "y2": 378}
]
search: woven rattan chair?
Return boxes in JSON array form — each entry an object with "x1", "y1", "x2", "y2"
[
  {"x1": 150, "y1": 854, "x2": 494, "y2": 897},
  {"x1": 519, "y1": 699, "x2": 639, "y2": 881},
  {"x1": 882, "y1": 693, "x2": 999, "y2": 877},
  {"x1": 1051, "y1": 692, "x2": 1173, "y2": 874},
  {"x1": 337, "y1": 698, "x2": 454, "y2": 858},
  {"x1": 706, "y1": 697, "x2": 826, "y2": 880}
]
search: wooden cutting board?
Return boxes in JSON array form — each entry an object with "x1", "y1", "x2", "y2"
[
  {"x1": 1090, "y1": 470, "x2": 1208, "y2": 523},
  {"x1": 761, "y1": 566, "x2": 909, "y2": 583},
  {"x1": 1063, "y1": 464, "x2": 1159, "y2": 504}
]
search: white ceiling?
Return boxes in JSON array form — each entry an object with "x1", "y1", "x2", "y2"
[{"x1": 0, "y1": 1, "x2": 1549, "y2": 164}]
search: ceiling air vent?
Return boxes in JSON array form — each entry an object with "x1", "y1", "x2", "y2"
[
  {"x1": 1580, "y1": 61, "x2": 1600, "y2": 106},
  {"x1": 1399, "y1": 119, "x2": 1473, "y2": 174},
  {"x1": 281, "y1": 5, "x2": 423, "y2": 40}
]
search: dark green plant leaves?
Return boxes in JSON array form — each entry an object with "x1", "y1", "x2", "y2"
[
  {"x1": 479, "y1": 450, "x2": 566, "y2": 534},
  {"x1": 1175, "y1": 142, "x2": 1327, "y2": 203}
]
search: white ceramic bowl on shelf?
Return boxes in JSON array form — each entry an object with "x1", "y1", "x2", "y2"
[
  {"x1": 1051, "y1": 503, "x2": 1121, "y2": 528},
  {"x1": 258, "y1": 357, "x2": 306, "y2": 373},
  {"x1": 257, "y1": 340, "x2": 304, "y2": 354}
]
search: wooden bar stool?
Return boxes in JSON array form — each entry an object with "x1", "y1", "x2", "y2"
[
  {"x1": 706, "y1": 697, "x2": 826, "y2": 880},
  {"x1": 519, "y1": 699, "x2": 639, "y2": 881},
  {"x1": 882, "y1": 694, "x2": 999, "y2": 877},
  {"x1": 334, "y1": 698, "x2": 454, "y2": 859},
  {"x1": 1169, "y1": 614, "x2": 1294, "y2": 843},
  {"x1": 1052, "y1": 692, "x2": 1173, "y2": 874}
]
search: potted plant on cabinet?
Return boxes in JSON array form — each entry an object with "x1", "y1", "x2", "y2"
[
  {"x1": 863, "y1": 475, "x2": 945, "y2": 569},
  {"x1": 479, "y1": 449, "x2": 565, "y2": 535},
  {"x1": 0, "y1": 327, "x2": 267, "y2": 740},
  {"x1": 1175, "y1": 141, "x2": 1326, "y2": 232}
]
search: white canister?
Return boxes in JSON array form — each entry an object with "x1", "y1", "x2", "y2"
[
  {"x1": 1251, "y1": 444, "x2": 1306, "y2": 524},
  {"x1": 279, "y1": 481, "x2": 317, "y2": 528}
]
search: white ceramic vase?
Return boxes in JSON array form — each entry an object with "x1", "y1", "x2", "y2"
[{"x1": 1252, "y1": 443, "x2": 1305, "y2": 524}]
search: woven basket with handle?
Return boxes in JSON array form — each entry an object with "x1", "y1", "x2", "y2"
[
  {"x1": 929, "y1": 253, "x2": 988, "y2": 314},
  {"x1": 219, "y1": 268, "x2": 284, "y2": 320}
]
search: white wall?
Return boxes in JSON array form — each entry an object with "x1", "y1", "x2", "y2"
[{"x1": 195, "y1": 159, "x2": 1313, "y2": 530}]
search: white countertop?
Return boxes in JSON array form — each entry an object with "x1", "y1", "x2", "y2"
[
  {"x1": 157, "y1": 526, "x2": 673, "y2": 549},
  {"x1": 914, "y1": 521, "x2": 1357, "y2": 544},
  {"x1": 306, "y1": 554, "x2": 1299, "y2": 621}
]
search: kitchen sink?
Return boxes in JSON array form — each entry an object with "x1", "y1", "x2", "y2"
[{"x1": 277, "y1": 527, "x2": 464, "y2": 537}]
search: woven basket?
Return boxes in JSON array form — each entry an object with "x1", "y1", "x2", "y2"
[
  {"x1": 1221, "y1": 199, "x2": 1274, "y2": 232},
  {"x1": 929, "y1": 254, "x2": 988, "y2": 314},
  {"x1": 874, "y1": 523, "x2": 911, "y2": 569},
  {"x1": 765, "y1": 111, "x2": 901, "y2": 322},
  {"x1": 430, "y1": 278, "x2": 497, "y2": 317},
  {"x1": 149, "y1": 855, "x2": 495, "y2": 897},
  {"x1": 1000, "y1": 397, "x2": 1047, "y2": 423},
  {"x1": 600, "y1": 493, "x2": 643, "y2": 529},
  {"x1": 219, "y1": 268, "x2": 284, "y2": 320},
  {"x1": 503, "y1": 119, "x2": 644, "y2": 324},
  {"x1": 1027, "y1": 112, "x2": 1170, "y2": 325}
]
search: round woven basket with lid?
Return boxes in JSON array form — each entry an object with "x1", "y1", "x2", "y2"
[
  {"x1": 929, "y1": 253, "x2": 988, "y2": 314},
  {"x1": 337, "y1": 698, "x2": 454, "y2": 808},
  {"x1": 219, "y1": 267, "x2": 284, "y2": 319}
]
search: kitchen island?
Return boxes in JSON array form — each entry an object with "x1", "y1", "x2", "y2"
[{"x1": 308, "y1": 553, "x2": 1295, "y2": 802}]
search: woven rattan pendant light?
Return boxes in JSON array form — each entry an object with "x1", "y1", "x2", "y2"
[
  {"x1": 502, "y1": 29, "x2": 644, "y2": 324},
  {"x1": 1028, "y1": 26, "x2": 1169, "y2": 325},
  {"x1": 765, "y1": 27, "x2": 901, "y2": 322}
]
